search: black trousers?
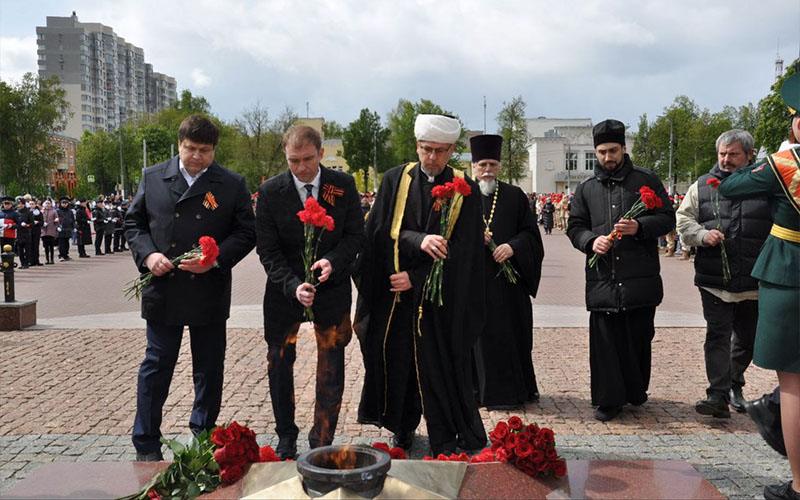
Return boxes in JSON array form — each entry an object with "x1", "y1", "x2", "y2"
[
  {"x1": 94, "y1": 229, "x2": 105, "y2": 254},
  {"x1": 132, "y1": 321, "x2": 226, "y2": 453},
  {"x1": 41, "y1": 236, "x2": 55, "y2": 262},
  {"x1": 266, "y1": 315, "x2": 352, "y2": 448},
  {"x1": 589, "y1": 307, "x2": 656, "y2": 408},
  {"x1": 30, "y1": 230, "x2": 41, "y2": 265},
  {"x1": 104, "y1": 231, "x2": 113, "y2": 253},
  {"x1": 15, "y1": 235, "x2": 30, "y2": 266},
  {"x1": 57, "y1": 236, "x2": 70, "y2": 259},
  {"x1": 114, "y1": 229, "x2": 126, "y2": 250},
  {"x1": 699, "y1": 288, "x2": 757, "y2": 399}
]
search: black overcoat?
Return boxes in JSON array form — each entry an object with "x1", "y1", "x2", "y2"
[
  {"x1": 124, "y1": 157, "x2": 256, "y2": 325},
  {"x1": 567, "y1": 155, "x2": 675, "y2": 312},
  {"x1": 75, "y1": 207, "x2": 92, "y2": 244},
  {"x1": 255, "y1": 166, "x2": 364, "y2": 330}
]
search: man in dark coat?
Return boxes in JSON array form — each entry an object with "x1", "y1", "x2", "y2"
[
  {"x1": 30, "y1": 199, "x2": 43, "y2": 266},
  {"x1": 256, "y1": 125, "x2": 363, "y2": 459},
  {"x1": 125, "y1": 115, "x2": 256, "y2": 461},
  {"x1": 92, "y1": 199, "x2": 107, "y2": 255},
  {"x1": 541, "y1": 198, "x2": 555, "y2": 234},
  {"x1": 469, "y1": 134, "x2": 544, "y2": 408},
  {"x1": 567, "y1": 119, "x2": 675, "y2": 422},
  {"x1": 15, "y1": 198, "x2": 33, "y2": 269},
  {"x1": 55, "y1": 197, "x2": 74, "y2": 261},
  {"x1": 355, "y1": 114, "x2": 486, "y2": 456},
  {"x1": 74, "y1": 199, "x2": 92, "y2": 258},
  {"x1": 676, "y1": 129, "x2": 770, "y2": 418}
]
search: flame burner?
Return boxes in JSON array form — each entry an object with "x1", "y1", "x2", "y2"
[{"x1": 296, "y1": 445, "x2": 391, "y2": 498}]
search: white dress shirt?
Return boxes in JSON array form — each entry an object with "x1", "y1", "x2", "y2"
[
  {"x1": 179, "y1": 159, "x2": 209, "y2": 187},
  {"x1": 292, "y1": 167, "x2": 321, "y2": 202}
]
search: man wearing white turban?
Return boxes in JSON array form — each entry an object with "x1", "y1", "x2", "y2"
[{"x1": 355, "y1": 114, "x2": 488, "y2": 456}]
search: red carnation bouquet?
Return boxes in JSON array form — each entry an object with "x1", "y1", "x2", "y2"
[
  {"x1": 588, "y1": 186, "x2": 663, "y2": 268},
  {"x1": 123, "y1": 236, "x2": 219, "y2": 300},
  {"x1": 371, "y1": 442, "x2": 408, "y2": 460},
  {"x1": 424, "y1": 177, "x2": 471, "y2": 306},
  {"x1": 125, "y1": 421, "x2": 287, "y2": 500},
  {"x1": 706, "y1": 178, "x2": 731, "y2": 284},
  {"x1": 487, "y1": 416, "x2": 567, "y2": 478},
  {"x1": 297, "y1": 197, "x2": 335, "y2": 322}
]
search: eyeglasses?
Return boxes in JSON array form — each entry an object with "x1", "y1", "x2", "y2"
[{"x1": 419, "y1": 145, "x2": 452, "y2": 156}]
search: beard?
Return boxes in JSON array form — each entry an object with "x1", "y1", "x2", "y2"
[
  {"x1": 478, "y1": 179, "x2": 497, "y2": 196},
  {"x1": 420, "y1": 164, "x2": 444, "y2": 179}
]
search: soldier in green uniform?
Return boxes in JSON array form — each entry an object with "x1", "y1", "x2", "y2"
[{"x1": 719, "y1": 71, "x2": 800, "y2": 500}]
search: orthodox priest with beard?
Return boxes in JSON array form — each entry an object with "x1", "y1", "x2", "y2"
[
  {"x1": 470, "y1": 134, "x2": 544, "y2": 409},
  {"x1": 355, "y1": 114, "x2": 487, "y2": 457}
]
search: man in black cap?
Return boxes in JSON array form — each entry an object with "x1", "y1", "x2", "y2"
[
  {"x1": 567, "y1": 119, "x2": 674, "y2": 422},
  {"x1": 55, "y1": 196, "x2": 74, "y2": 261},
  {"x1": 469, "y1": 134, "x2": 544, "y2": 409}
]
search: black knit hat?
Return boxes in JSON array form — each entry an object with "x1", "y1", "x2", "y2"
[
  {"x1": 593, "y1": 119, "x2": 626, "y2": 147},
  {"x1": 469, "y1": 134, "x2": 503, "y2": 163}
]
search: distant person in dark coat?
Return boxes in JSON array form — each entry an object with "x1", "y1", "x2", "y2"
[
  {"x1": 125, "y1": 114, "x2": 256, "y2": 462},
  {"x1": 55, "y1": 197, "x2": 74, "y2": 261}
]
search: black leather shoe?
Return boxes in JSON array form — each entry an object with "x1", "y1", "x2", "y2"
[
  {"x1": 594, "y1": 406, "x2": 621, "y2": 422},
  {"x1": 729, "y1": 387, "x2": 746, "y2": 413},
  {"x1": 695, "y1": 394, "x2": 730, "y2": 418},
  {"x1": 276, "y1": 436, "x2": 297, "y2": 460},
  {"x1": 136, "y1": 450, "x2": 164, "y2": 462},
  {"x1": 764, "y1": 481, "x2": 800, "y2": 500},
  {"x1": 392, "y1": 431, "x2": 414, "y2": 450},
  {"x1": 745, "y1": 395, "x2": 786, "y2": 456}
]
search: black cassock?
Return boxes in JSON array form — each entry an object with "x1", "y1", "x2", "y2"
[
  {"x1": 354, "y1": 163, "x2": 487, "y2": 452},
  {"x1": 474, "y1": 182, "x2": 544, "y2": 407}
]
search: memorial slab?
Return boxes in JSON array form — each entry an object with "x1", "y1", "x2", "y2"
[{"x1": 3, "y1": 460, "x2": 723, "y2": 499}]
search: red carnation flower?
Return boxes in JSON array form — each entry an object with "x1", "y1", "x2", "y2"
[
  {"x1": 537, "y1": 428, "x2": 555, "y2": 445},
  {"x1": 452, "y1": 177, "x2": 472, "y2": 196},
  {"x1": 372, "y1": 442, "x2": 391, "y2": 453},
  {"x1": 495, "y1": 447, "x2": 511, "y2": 462},
  {"x1": 545, "y1": 447, "x2": 558, "y2": 460},
  {"x1": 491, "y1": 421, "x2": 509, "y2": 441},
  {"x1": 504, "y1": 433, "x2": 519, "y2": 450},
  {"x1": 515, "y1": 441, "x2": 534, "y2": 458},
  {"x1": 551, "y1": 460, "x2": 567, "y2": 477},
  {"x1": 706, "y1": 178, "x2": 721, "y2": 189},
  {"x1": 146, "y1": 487, "x2": 161, "y2": 500},
  {"x1": 526, "y1": 423, "x2": 540, "y2": 435},
  {"x1": 220, "y1": 464, "x2": 243, "y2": 484},
  {"x1": 259, "y1": 445, "x2": 280, "y2": 462},
  {"x1": 389, "y1": 447, "x2": 407, "y2": 460},
  {"x1": 211, "y1": 426, "x2": 233, "y2": 447},
  {"x1": 531, "y1": 449, "x2": 545, "y2": 464},
  {"x1": 517, "y1": 431, "x2": 532, "y2": 443},
  {"x1": 198, "y1": 236, "x2": 219, "y2": 266},
  {"x1": 508, "y1": 416, "x2": 523, "y2": 431}
]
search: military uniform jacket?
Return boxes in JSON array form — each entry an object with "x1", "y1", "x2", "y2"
[
  {"x1": 255, "y1": 166, "x2": 364, "y2": 329},
  {"x1": 124, "y1": 157, "x2": 256, "y2": 326}
]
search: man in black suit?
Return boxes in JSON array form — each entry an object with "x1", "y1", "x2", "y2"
[
  {"x1": 256, "y1": 125, "x2": 363, "y2": 459},
  {"x1": 125, "y1": 115, "x2": 256, "y2": 461}
]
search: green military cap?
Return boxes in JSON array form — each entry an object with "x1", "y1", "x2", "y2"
[{"x1": 780, "y1": 72, "x2": 800, "y2": 117}]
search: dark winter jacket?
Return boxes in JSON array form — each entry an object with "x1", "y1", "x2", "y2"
[
  {"x1": 567, "y1": 154, "x2": 675, "y2": 312},
  {"x1": 694, "y1": 164, "x2": 771, "y2": 292}
]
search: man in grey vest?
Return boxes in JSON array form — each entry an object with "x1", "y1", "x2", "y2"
[{"x1": 676, "y1": 129, "x2": 771, "y2": 418}]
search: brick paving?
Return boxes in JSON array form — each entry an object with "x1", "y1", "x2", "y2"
[{"x1": 1, "y1": 229, "x2": 791, "y2": 498}]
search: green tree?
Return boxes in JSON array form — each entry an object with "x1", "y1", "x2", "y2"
[
  {"x1": 139, "y1": 124, "x2": 173, "y2": 165},
  {"x1": 342, "y1": 108, "x2": 391, "y2": 191},
  {"x1": 174, "y1": 90, "x2": 211, "y2": 115},
  {"x1": 0, "y1": 73, "x2": 70, "y2": 193},
  {"x1": 231, "y1": 103, "x2": 297, "y2": 190},
  {"x1": 386, "y1": 98, "x2": 466, "y2": 168},
  {"x1": 495, "y1": 96, "x2": 532, "y2": 183},
  {"x1": 76, "y1": 126, "x2": 140, "y2": 195},
  {"x1": 322, "y1": 120, "x2": 345, "y2": 139},
  {"x1": 755, "y1": 59, "x2": 798, "y2": 153}
]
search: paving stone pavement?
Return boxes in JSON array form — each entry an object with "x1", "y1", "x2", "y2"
[{"x1": 0, "y1": 230, "x2": 791, "y2": 498}]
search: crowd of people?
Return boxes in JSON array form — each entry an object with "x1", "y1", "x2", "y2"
[
  {"x1": 0, "y1": 194, "x2": 132, "y2": 267},
  {"x1": 5, "y1": 74, "x2": 796, "y2": 500}
]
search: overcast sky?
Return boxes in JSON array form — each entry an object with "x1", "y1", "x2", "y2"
[{"x1": 2, "y1": 0, "x2": 798, "y2": 134}]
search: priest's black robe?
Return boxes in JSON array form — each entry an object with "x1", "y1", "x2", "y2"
[
  {"x1": 474, "y1": 181, "x2": 545, "y2": 407},
  {"x1": 354, "y1": 163, "x2": 487, "y2": 452}
]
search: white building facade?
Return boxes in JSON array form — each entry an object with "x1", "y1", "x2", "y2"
[{"x1": 517, "y1": 118, "x2": 634, "y2": 195}]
